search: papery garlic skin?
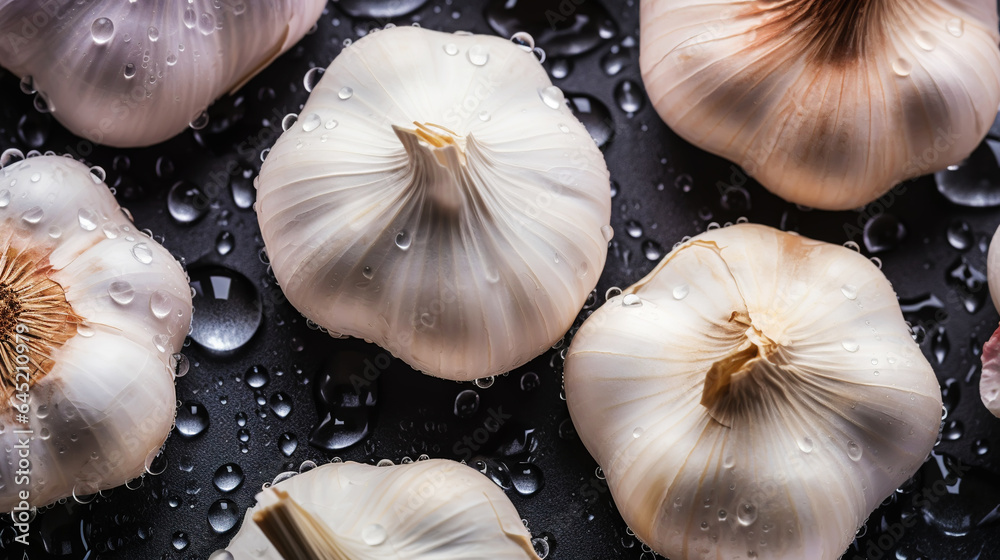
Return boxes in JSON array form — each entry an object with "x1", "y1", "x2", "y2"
[
  {"x1": 226, "y1": 459, "x2": 540, "y2": 559},
  {"x1": 565, "y1": 224, "x2": 942, "y2": 559},
  {"x1": 639, "y1": 0, "x2": 1000, "y2": 210},
  {"x1": 0, "y1": 155, "x2": 192, "y2": 509},
  {"x1": 981, "y1": 224, "x2": 1000, "y2": 416},
  {"x1": 256, "y1": 26, "x2": 612, "y2": 381},
  {"x1": 0, "y1": 0, "x2": 326, "y2": 147}
]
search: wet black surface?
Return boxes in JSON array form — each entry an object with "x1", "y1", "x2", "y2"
[{"x1": 0, "y1": 1, "x2": 999, "y2": 559}]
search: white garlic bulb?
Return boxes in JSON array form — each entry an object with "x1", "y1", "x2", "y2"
[
  {"x1": 225, "y1": 459, "x2": 540, "y2": 559},
  {"x1": 565, "y1": 224, "x2": 942, "y2": 559},
  {"x1": 639, "y1": 0, "x2": 1000, "y2": 210},
  {"x1": 0, "y1": 0, "x2": 326, "y2": 147},
  {"x1": 981, "y1": 224, "x2": 1000, "y2": 416},
  {"x1": 0, "y1": 154, "x2": 192, "y2": 509},
  {"x1": 256, "y1": 26, "x2": 612, "y2": 381}
]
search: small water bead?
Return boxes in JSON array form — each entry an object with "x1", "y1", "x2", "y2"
[
  {"x1": 672, "y1": 284, "x2": 690, "y2": 300},
  {"x1": 171, "y1": 532, "x2": 189, "y2": 551},
  {"x1": 0, "y1": 190, "x2": 9, "y2": 208},
  {"x1": 325, "y1": 119, "x2": 338, "y2": 130},
  {"x1": 605, "y1": 287, "x2": 622, "y2": 300},
  {"x1": 467, "y1": 44, "x2": 490, "y2": 66},
  {"x1": 737, "y1": 503, "x2": 758, "y2": 526},
  {"x1": 625, "y1": 220, "x2": 642, "y2": 238},
  {"x1": 303, "y1": 67, "x2": 325, "y2": 92},
  {"x1": 511, "y1": 31, "x2": 535, "y2": 51},
  {"x1": 246, "y1": 366, "x2": 270, "y2": 388},
  {"x1": 892, "y1": 58, "x2": 912, "y2": 77},
  {"x1": 172, "y1": 353, "x2": 189, "y2": 377},
  {"x1": 166, "y1": 53, "x2": 177, "y2": 66},
  {"x1": 175, "y1": 402, "x2": 209, "y2": 438},
  {"x1": 362, "y1": 524, "x2": 388, "y2": 546},
  {"x1": 209, "y1": 550, "x2": 235, "y2": 560},
  {"x1": 842, "y1": 339, "x2": 860, "y2": 353},
  {"x1": 843, "y1": 241, "x2": 861, "y2": 252},
  {"x1": 279, "y1": 433, "x2": 298, "y2": 457},
  {"x1": 281, "y1": 113, "x2": 298, "y2": 131},
  {"x1": 520, "y1": 371, "x2": 540, "y2": 391},
  {"x1": 454, "y1": 389, "x2": 480, "y2": 417},
  {"x1": 149, "y1": 290, "x2": 173, "y2": 318},
  {"x1": 395, "y1": 230, "x2": 412, "y2": 250},
  {"x1": 798, "y1": 437, "x2": 814, "y2": 453},
  {"x1": 301, "y1": 113, "x2": 321, "y2": 132},
  {"x1": 641, "y1": 240, "x2": 663, "y2": 261},
  {"x1": 915, "y1": 30, "x2": 937, "y2": 51},
  {"x1": 147, "y1": 25, "x2": 159, "y2": 41},
  {"x1": 269, "y1": 393, "x2": 293, "y2": 418},
  {"x1": 216, "y1": 231, "x2": 235, "y2": 255},
  {"x1": 338, "y1": 87, "x2": 354, "y2": 100},
  {"x1": 847, "y1": 440, "x2": 863, "y2": 461},
  {"x1": 213, "y1": 464, "x2": 244, "y2": 493},
  {"x1": 131, "y1": 242, "x2": 154, "y2": 264},
  {"x1": 614, "y1": 80, "x2": 644, "y2": 113},
  {"x1": 77, "y1": 208, "x2": 99, "y2": 231},
  {"x1": 478, "y1": 110, "x2": 491, "y2": 122},
  {"x1": 443, "y1": 42, "x2": 459, "y2": 56},
  {"x1": 840, "y1": 284, "x2": 858, "y2": 300},
  {"x1": 532, "y1": 536, "x2": 550, "y2": 558},
  {"x1": 539, "y1": 86, "x2": 564, "y2": 109},
  {"x1": 108, "y1": 281, "x2": 136, "y2": 305},
  {"x1": 632, "y1": 427, "x2": 644, "y2": 438},
  {"x1": 475, "y1": 376, "x2": 495, "y2": 389},
  {"x1": 946, "y1": 220, "x2": 973, "y2": 251},
  {"x1": 622, "y1": 294, "x2": 642, "y2": 307},
  {"x1": 91, "y1": 17, "x2": 114, "y2": 44},
  {"x1": 946, "y1": 18, "x2": 964, "y2": 37}
]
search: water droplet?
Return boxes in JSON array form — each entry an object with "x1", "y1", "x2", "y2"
[
  {"x1": 467, "y1": 44, "x2": 490, "y2": 65},
  {"x1": 334, "y1": 0, "x2": 429, "y2": 18},
  {"x1": 632, "y1": 427, "x2": 644, "y2": 438},
  {"x1": 625, "y1": 220, "x2": 642, "y2": 238},
  {"x1": 672, "y1": 285, "x2": 690, "y2": 300},
  {"x1": 301, "y1": 113, "x2": 321, "y2": 132},
  {"x1": 943, "y1": 419, "x2": 964, "y2": 441},
  {"x1": 188, "y1": 265, "x2": 262, "y2": 353},
  {"x1": 108, "y1": 281, "x2": 135, "y2": 305},
  {"x1": 280, "y1": 113, "x2": 298, "y2": 131},
  {"x1": 847, "y1": 440, "x2": 863, "y2": 461},
  {"x1": 215, "y1": 231, "x2": 235, "y2": 255},
  {"x1": 338, "y1": 87, "x2": 354, "y2": 100},
  {"x1": 213, "y1": 464, "x2": 244, "y2": 493},
  {"x1": 176, "y1": 402, "x2": 209, "y2": 438},
  {"x1": 485, "y1": 0, "x2": 617, "y2": 58},
  {"x1": 209, "y1": 550, "x2": 235, "y2": 560},
  {"x1": 395, "y1": 230, "x2": 412, "y2": 250},
  {"x1": 478, "y1": 110, "x2": 491, "y2": 122},
  {"x1": 892, "y1": 58, "x2": 912, "y2": 77},
  {"x1": 21, "y1": 206, "x2": 43, "y2": 224},
  {"x1": 510, "y1": 462, "x2": 544, "y2": 495},
  {"x1": 600, "y1": 224, "x2": 614, "y2": 241},
  {"x1": 189, "y1": 110, "x2": 210, "y2": 130},
  {"x1": 532, "y1": 536, "x2": 550, "y2": 558},
  {"x1": 208, "y1": 499, "x2": 240, "y2": 534},
  {"x1": 269, "y1": 392, "x2": 293, "y2": 418},
  {"x1": 131, "y1": 242, "x2": 154, "y2": 264},
  {"x1": 601, "y1": 46, "x2": 630, "y2": 76},
  {"x1": 147, "y1": 25, "x2": 159, "y2": 41},
  {"x1": 843, "y1": 241, "x2": 861, "y2": 252},
  {"x1": 362, "y1": 523, "x2": 387, "y2": 546},
  {"x1": 862, "y1": 213, "x2": 906, "y2": 253},
  {"x1": 520, "y1": 371, "x2": 540, "y2": 391},
  {"x1": 946, "y1": 220, "x2": 973, "y2": 251},
  {"x1": 622, "y1": 293, "x2": 642, "y2": 307},
  {"x1": 76, "y1": 208, "x2": 99, "y2": 231},
  {"x1": 946, "y1": 18, "x2": 964, "y2": 38},
  {"x1": 934, "y1": 139, "x2": 1000, "y2": 206},
  {"x1": 841, "y1": 284, "x2": 858, "y2": 300},
  {"x1": 566, "y1": 93, "x2": 614, "y2": 148},
  {"x1": 443, "y1": 42, "x2": 459, "y2": 55},
  {"x1": 842, "y1": 339, "x2": 860, "y2": 353},
  {"x1": 641, "y1": 239, "x2": 663, "y2": 261},
  {"x1": 279, "y1": 432, "x2": 298, "y2": 456},
  {"x1": 798, "y1": 436, "x2": 814, "y2": 453},
  {"x1": 539, "y1": 86, "x2": 564, "y2": 109},
  {"x1": 91, "y1": 17, "x2": 114, "y2": 44},
  {"x1": 454, "y1": 389, "x2": 480, "y2": 417},
  {"x1": 172, "y1": 532, "x2": 189, "y2": 551},
  {"x1": 325, "y1": 119, "x2": 338, "y2": 130},
  {"x1": 0, "y1": 190, "x2": 9, "y2": 208},
  {"x1": 614, "y1": 80, "x2": 644, "y2": 113},
  {"x1": 149, "y1": 290, "x2": 173, "y2": 319},
  {"x1": 737, "y1": 503, "x2": 758, "y2": 526},
  {"x1": 303, "y1": 67, "x2": 325, "y2": 92},
  {"x1": 915, "y1": 30, "x2": 937, "y2": 51}
]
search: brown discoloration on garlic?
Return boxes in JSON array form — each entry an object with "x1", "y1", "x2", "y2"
[
  {"x1": 0, "y1": 243, "x2": 82, "y2": 398},
  {"x1": 749, "y1": 0, "x2": 889, "y2": 65}
]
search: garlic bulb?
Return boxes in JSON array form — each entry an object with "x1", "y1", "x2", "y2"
[
  {"x1": 225, "y1": 459, "x2": 540, "y2": 559},
  {"x1": 980, "y1": 224, "x2": 1000, "y2": 416},
  {"x1": 565, "y1": 223, "x2": 942, "y2": 559},
  {"x1": 256, "y1": 26, "x2": 612, "y2": 381},
  {"x1": 639, "y1": 0, "x2": 1000, "y2": 210},
  {"x1": 0, "y1": 0, "x2": 326, "y2": 147},
  {"x1": 0, "y1": 154, "x2": 192, "y2": 509}
]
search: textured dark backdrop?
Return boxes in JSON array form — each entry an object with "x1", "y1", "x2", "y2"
[{"x1": 0, "y1": 1, "x2": 999, "y2": 559}]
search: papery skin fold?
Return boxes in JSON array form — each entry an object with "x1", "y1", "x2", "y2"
[
  {"x1": 640, "y1": 0, "x2": 1000, "y2": 210},
  {"x1": 0, "y1": 156, "x2": 192, "y2": 509},
  {"x1": 256, "y1": 26, "x2": 612, "y2": 381},
  {"x1": 0, "y1": 0, "x2": 326, "y2": 147},
  {"x1": 226, "y1": 459, "x2": 541, "y2": 559},
  {"x1": 565, "y1": 223, "x2": 942, "y2": 560}
]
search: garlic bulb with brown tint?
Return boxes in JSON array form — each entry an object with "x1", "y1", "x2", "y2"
[
  {"x1": 565, "y1": 223, "x2": 942, "y2": 559},
  {"x1": 256, "y1": 26, "x2": 612, "y2": 381},
  {"x1": 980, "y1": 224, "x2": 1000, "y2": 416},
  {"x1": 0, "y1": 154, "x2": 192, "y2": 509},
  {"x1": 0, "y1": 0, "x2": 326, "y2": 147},
  {"x1": 225, "y1": 459, "x2": 540, "y2": 559},
  {"x1": 639, "y1": 0, "x2": 1000, "y2": 210}
]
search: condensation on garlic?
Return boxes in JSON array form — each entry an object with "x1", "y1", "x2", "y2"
[
  {"x1": 639, "y1": 0, "x2": 1000, "y2": 210},
  {"x1": 565, "y1": 223, "x2": 942, "y2": 560},
  {"x1": 224, "y1": 459, "x2": 540, "y2": 559},
  {"x1": 256, "y1": 26, "x2": 612, "y2": 381},
  {"x1": 0, "y1": 0, "x2": 326, "y2": 147},
  {"x1": 0, "y1": 154, "x2": 192, "y2": 509}
]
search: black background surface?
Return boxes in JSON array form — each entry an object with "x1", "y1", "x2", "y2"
[{"x1": 0, "y1": 1, "x2": 999, "y2": 559}]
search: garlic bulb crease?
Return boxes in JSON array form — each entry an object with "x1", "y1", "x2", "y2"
[
  {"x1": 0, "y1": 0, "x2": 327, "y2": 147},
  {"x1": 0, "y1": 155, "x2": 192, "y2": 509},
  {"x1": 565, "y1": 223, "x2": 942, "y2": 560},
  {"x1": 639, "y1": 0, "x2": 1000, "y2": 210},
  {"x1": 256, "y1": 26, "x2": 612, "y2": 381},
  {"x1": 225, "y1": 459, "x2": 541, "y2": 559}
]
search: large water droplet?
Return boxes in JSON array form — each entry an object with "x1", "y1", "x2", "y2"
[
  {"x1": 213, "y1": 464, "x2": 244, "y2": 493},
  {"x1": 188, "y1": 265, "x2": 262, "y2": 353},
  {"x1": 539, "y1": 86, "x2": 564, "y2": 109},
  {"x1": 269, "y1": 392, "x2": 293, "y2": 418},
  {"x1": 672, "y1": 285, "x2": 690, "y2": 300},
  {"x1": 108, "y1": 281, "x2": 135, "y2": 305},
  {"x1": 454, "y1": 389, "x2": 480, "y2": 417},
  {"x1": 566, "y1": 93, "x2": 614, "y2": 148},
  {"x1": 91, "y1": 17, "x2": 114, "y2": 44},
  {"x1": 509, "y1": 462, "x2": 544, "y2": 496},
  {"x1": 934, "y1": 139, "x2": 1000, "y2": 207},
  {"x1": 167, "y1": 180, "x2": 210, "y2": 224},
  {"x1": 362, "y1": 523, "x2": 387, "y2": 546},
  {"x1": 737, "y1": 503, "x2": 758, "y2": 526},
  {"x1": 395, "y1": 230, "x2": 412, "y2": 250},
  {"x1": 77, "y1": 208, "x2": 99, "y2": 231},
  {"x1": 279, "y1": 432, "x2": 298, "y2": 457},
  {"x1": 310, "y1": 351, "x2": 380, "y2": 451},
  {"x1": 485, "y1": 0, "x2": 617, "y2": 58},
  {"x1": 208, "y1": 499, "x2": 240, "y2": 534},
  {"x1": 301, "y1": 113, "x2": 321, "y2": 132},
  {"x1": 862, "y1": 213, "x2": 905, "y2": 253},
  {"x1": 131, "y1": 242, "x2": 153, "y2": 264},
  {"x1": 149, "y1": 290, "x2": 173, "y2": 319}
]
